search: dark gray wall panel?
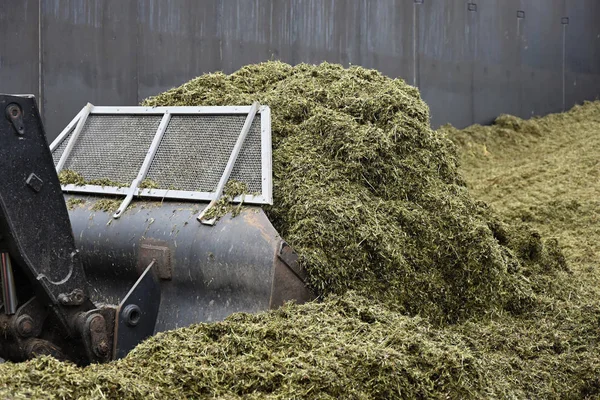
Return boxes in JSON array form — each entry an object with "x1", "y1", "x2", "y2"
[
  {"x1": 0, "y1": 1, "x2": 39, "y2": 98},
  {"x1": 287, "y1": 0, "x2": 364, "y2": 67},
  {"x1": 473, "y1": 0, "x2": 521, "y2": 124},
  {"x1": 41, "y1": 0, "x2": 138, "y2": 138},
  {"x1": 565, "y1": 0, "x2": 600, "y2": 108},
  {"x1": 219, "y1": 0, "x2": 276, "y2": 72},
  {"x1": 517, "y1": 0, "x2": 564, "y2": 118},
  {"x1": 361, "y1": 1, "x2": 414, "y2": 84},
  {"x1": 137, "y1": 0, "x2": 222, "y2": 101},
  {"x1": 418, "y1": 0, "x2": 474, "y2": 128},
  {"x1": 2, "y1": 0, "x2": 598, "y2": 139}
]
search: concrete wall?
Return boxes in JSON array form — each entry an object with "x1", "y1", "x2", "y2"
[{"x1": 1, "y1": 0, "x2": 599, "y2": 140}]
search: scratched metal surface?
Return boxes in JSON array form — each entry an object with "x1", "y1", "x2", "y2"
[{"x1": 0, "y1": 0, "x2": 598, "y2": 139}]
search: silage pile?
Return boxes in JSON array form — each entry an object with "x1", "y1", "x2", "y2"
[
  {"x1": 441, "y1": 101, "x2": 600, "y2": 399},
  {"x1": 0, "y1": 293, "x2": 496, "y2": 399},
  {"x1": 445, "y1": 101, "x2": 600, "y2": 267},
  {"x1": 142, "y1": 61, "x2": 560, "y2": 323},
  {"x1": 2, "y1": 63, "x2": 598, "y2": 399}
]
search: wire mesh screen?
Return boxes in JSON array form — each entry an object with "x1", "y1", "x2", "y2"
[
  {"x1": 50, "y1": 106, "x2": 271, "y2": 204},
  {"x1": 146, "y1": 115, "x2": 262, "y2": 192},
  {"x1": 59, "y1": 115, "x2": 161, "y2": 184}
]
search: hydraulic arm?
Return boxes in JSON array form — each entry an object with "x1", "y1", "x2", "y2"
[{"x1": 0, "y1": 94, "x2": 159, "y2": 364}]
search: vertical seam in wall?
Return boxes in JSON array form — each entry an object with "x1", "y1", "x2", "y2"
[
  {"x1": 412, "y1": 3, "x2": 417, "y2": 86},
  {"x1": 517, "y1": 15, "x2": 522, "y2": 117},
  {"x1": 469, "y1": 6, "x2": 476, "y2": 125},
  {"x1": 562, "y1": 0, "x2": 568, "y2": 112},
  {"x1": 218, "y1": 0, "x2": 223, "y2": 67},
  {"x1": 562, "y1": 23, "x2": 566, "y2": 111},
  {"x1": 135, "y1": 0, "x2": 140, "y2": 104},
  {"x1": 360, "y1": 0, "x2": 366, "y2": 66},
  {"x1": 38, "y1": 0, "x2": 43, "y2": 115}
]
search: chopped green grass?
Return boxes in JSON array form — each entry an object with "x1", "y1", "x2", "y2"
[
  {"x1": 443, "y1": 100, "x2": 600, "y2": 399},
  {"x1": 138, "y1": 179, "x2": 159, "y2": 189},
  {"x1": 58, "y1": 169, "x2": 128, "y2": 188},
  {"x1": 143, "y1": 61, "x2": 560, "y2": 323},
  {"x1": 2, "y1": 63, "x2": 598, "y2": 399},
  {"x1": 202, "y1": 180, "x2": 248, "y2": 220},
  {"x1": 0, "y1": 293, "x2": 501, "y2": 399},
  {"x1": 58, "y1": 169, "x2": 85, "y2": 186},
  {"x1": 65, "y1": 198, "x2": 86, "y2": 210},
  {"x1": 90, "y1": 199, "x2": 121, "y2": 213}
]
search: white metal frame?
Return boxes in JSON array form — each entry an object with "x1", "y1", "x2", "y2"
[
  {"x1": 197, "y1": 102, "x2": 260, "y2": 225},
  {"x1": 50, "y1": 104, "x2": 273, "y2": 213}
]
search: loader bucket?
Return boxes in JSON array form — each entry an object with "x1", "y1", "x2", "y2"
[
  {"x1": 50, "y1": 104, "x2": 313, "y2": 341},
  {"x1": 67, "y1": 195, "x2": 312, "y2": 332}
]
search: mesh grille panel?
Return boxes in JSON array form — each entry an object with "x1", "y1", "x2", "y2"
[
  {"x1": 62, "y1": 115, "x2": 161, "y2": 183},
  {"x1": 146, "y1": 115, "x2": 262, "y2": 193},
  {"x1": 49, "y1": 106, "x2": 270, "y2": 204}
]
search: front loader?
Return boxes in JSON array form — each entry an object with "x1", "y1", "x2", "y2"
[{"x1": 0, "y1": 94, "x2": 312, "y2": 364}]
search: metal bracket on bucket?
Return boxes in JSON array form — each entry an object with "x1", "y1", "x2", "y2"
[
  {"x1": 197, "y1": 101, "x2": 260, "y2": 225},
  {"x1": 113, "y1": 261, "x2": 161, "y2": 359}
]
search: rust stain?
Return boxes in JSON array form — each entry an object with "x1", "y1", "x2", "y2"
[{"x1": 241, "y1": 209, "x2": 277, "y2": 244}]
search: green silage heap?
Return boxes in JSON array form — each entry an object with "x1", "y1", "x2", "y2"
[
  {"x1": 4, "y1": 62, "x2": 597, "y2": 400},
  {"x1": 0, "y1": 293, "x2": 496, "y2": 399},
  {"x1": 144, "y1": 61, "x2": 562, "y2": 323}
]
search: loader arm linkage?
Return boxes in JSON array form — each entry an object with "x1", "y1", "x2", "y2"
[
  {"x1": 0, "y1": 94, "x2": 313, "y2": 364},
  {"x1": 0, "y1": 94, "x2": 158, "y2": 364}
]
